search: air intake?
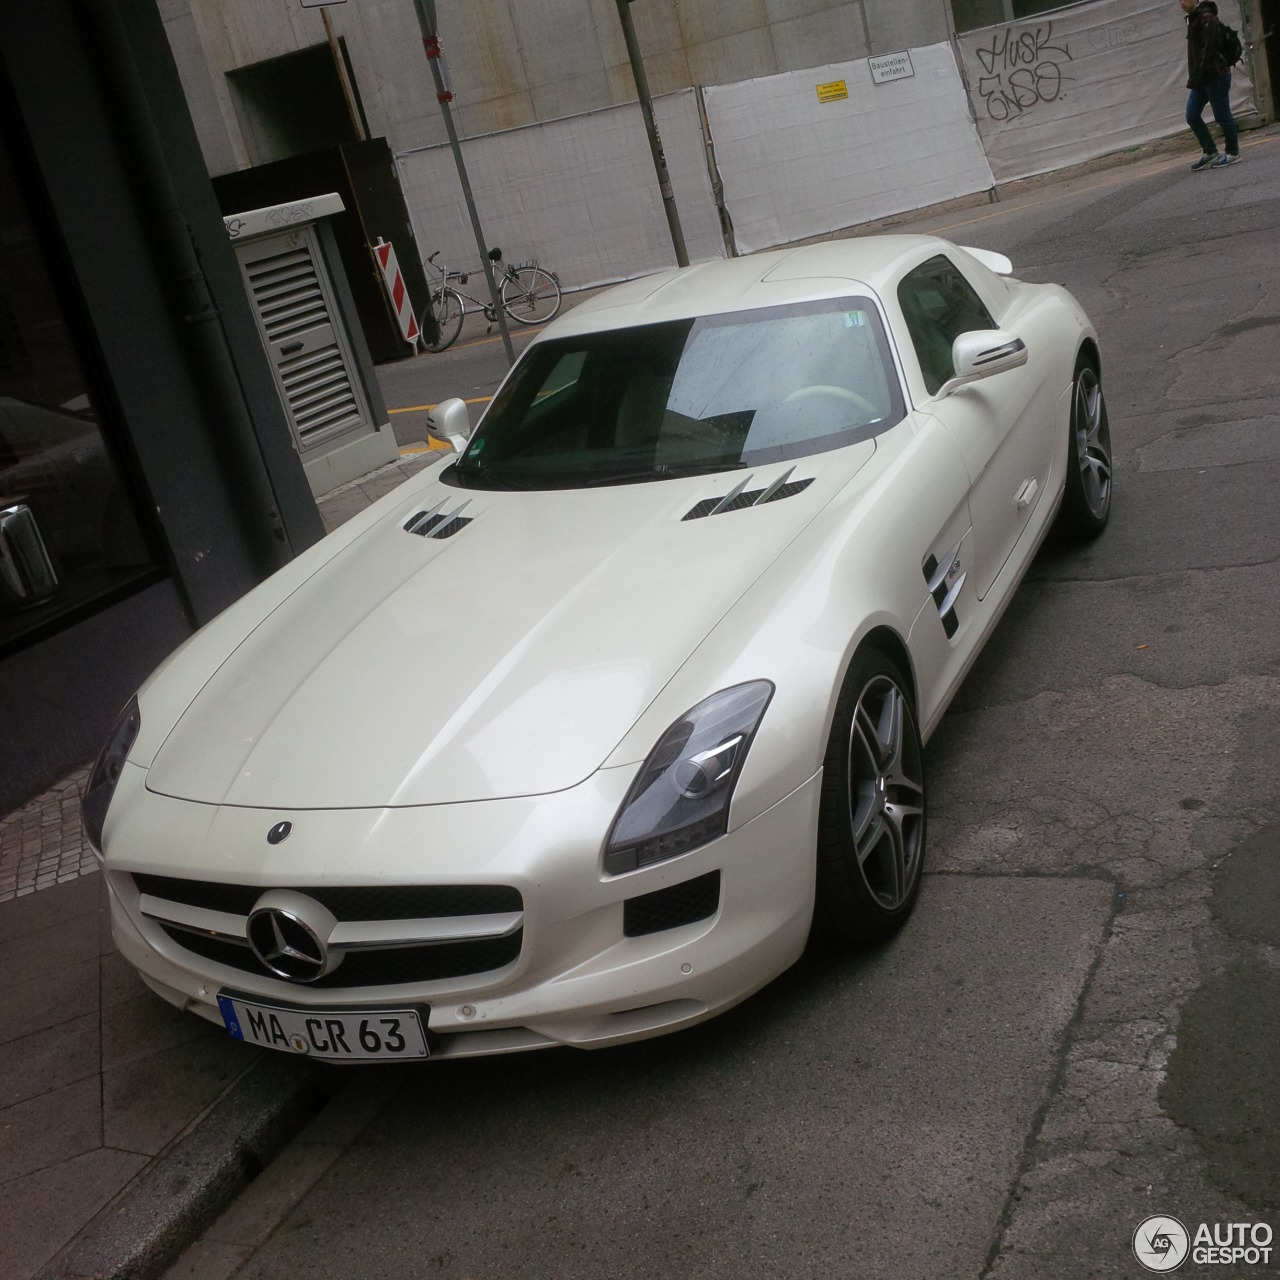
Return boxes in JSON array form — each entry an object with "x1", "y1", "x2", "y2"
[
  {"x1": 683, "y1": 468, "x2": 813, "y2": 521},
  {"x1": 623, "y1": 871, "x2": 721, "y2": 937}
]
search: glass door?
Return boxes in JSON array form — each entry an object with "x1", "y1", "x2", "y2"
[{"x1": 0, "y1": 121, "x2": 161, "y2": 655}]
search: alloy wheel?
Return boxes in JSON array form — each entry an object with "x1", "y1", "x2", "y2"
[
  {"x1": 1074, "y1": 367, "x2": 1112, "y2": 521},
  {"x1": 847, "y1": 674, "x2": 925, "y2": 911}
]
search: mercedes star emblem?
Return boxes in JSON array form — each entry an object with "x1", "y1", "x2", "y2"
[{"x1": 245, "y1": 891, "x2": 339, "y2": 982}]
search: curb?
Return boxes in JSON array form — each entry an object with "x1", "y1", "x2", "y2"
[{"x1": 35, "y1": 1053, "x2": 344, "y2": 1280}]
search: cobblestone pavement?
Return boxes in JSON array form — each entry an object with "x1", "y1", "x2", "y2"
[
  {"x1": 0, "y1": 442, "x2": 447, "y2": 907},
  {"x1": 0, "y1": 766, "x2": 94, "y2": 902}
]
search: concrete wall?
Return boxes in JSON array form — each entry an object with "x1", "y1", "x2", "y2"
[{"x1": 162, "y1": 0, "x2": 952, "y2": 176}]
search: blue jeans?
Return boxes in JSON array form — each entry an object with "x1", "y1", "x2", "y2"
[{"x1": 1187, "y1": 73, "x2": 1238, "y2": 155}]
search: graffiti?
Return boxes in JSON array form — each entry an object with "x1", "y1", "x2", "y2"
[
  {"x1": 1087, "y1": 23, "x2": 1141, "y2": 51},
  {"x1": 973, "y1": 23, "x2": 1073, "y2": 123},
  {"x1": 265, "y1": 203, "x2": 316, "y2": 227}
]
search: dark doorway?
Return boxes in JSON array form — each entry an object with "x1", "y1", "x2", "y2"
[
  {"x1": 213, "y1": 139, "x2": 431, "y2": 365},
  {"x1": 229, "y1": 41, "x2": 367, "y2": 166}
]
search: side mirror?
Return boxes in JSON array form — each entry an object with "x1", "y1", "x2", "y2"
[
  {"x1": 937, "y1": 329, "x2": 1028, "y2": 398},
  {"x1": 426, "y1": 397, "x2": 471, "y2": 453}
]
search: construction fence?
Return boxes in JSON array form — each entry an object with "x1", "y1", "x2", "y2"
[{"x1": 395, "y1": 0, "x2": 1256, "y2": 293}]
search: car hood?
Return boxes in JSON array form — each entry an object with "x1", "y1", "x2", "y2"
[{"x1": 145, "y1": 451, "x2": 870, "y2": 809}]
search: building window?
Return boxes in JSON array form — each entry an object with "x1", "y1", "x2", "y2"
[
  {"x1": 952, "y1": 0, "x2": 1079, "y2": 34},
  {"x1": 0, "y1": 125, "x2": 160, "y2": 656}
]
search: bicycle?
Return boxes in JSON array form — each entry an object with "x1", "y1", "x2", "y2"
[{"x1": 420, "y1": 247, "x2": 562, "y2": 353}]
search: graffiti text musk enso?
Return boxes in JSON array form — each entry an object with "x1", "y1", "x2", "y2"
[{"x1": 974, "y1": 23, "x2": 1073, "y2": 122}]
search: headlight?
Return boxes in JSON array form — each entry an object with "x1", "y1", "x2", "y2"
[
  {"x1": 604, "y1": 681, "x2": 773, "y2": 875},
  {"x1": 82, "y1": 695, "x2": 140, "y2": 856}
]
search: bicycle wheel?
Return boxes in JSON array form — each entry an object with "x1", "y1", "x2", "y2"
[
  {"x1": 500, "y1": 266, "x2": 561, "y2": 326},
  {"x1": 422, "y1": 287, "x2": 464, "y2": 353}
]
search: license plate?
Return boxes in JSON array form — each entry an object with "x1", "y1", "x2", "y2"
[{"x1": 217, "y1": 993, "x2": 429, "y2": 1060}]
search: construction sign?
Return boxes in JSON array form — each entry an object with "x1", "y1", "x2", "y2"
[{"x1": 372, "y1": 238, "x2": 420, "y2": 347}]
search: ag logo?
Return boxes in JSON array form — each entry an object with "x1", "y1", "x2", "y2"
[{"x1": 1133, "y1": 1215, "x2": 1190, "y2": 1272}]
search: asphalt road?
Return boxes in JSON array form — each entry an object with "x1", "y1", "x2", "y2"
[{"x1": 167, "y1": 128, "x2": 1280, "y2": 1280}]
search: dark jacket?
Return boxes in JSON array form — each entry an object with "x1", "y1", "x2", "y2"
[{"x1": 1186, "y1": 0, "x2": 1229, "y2": 89}]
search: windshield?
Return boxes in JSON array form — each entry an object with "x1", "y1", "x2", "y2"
[{"x1": 448, "y1": 296, "x2": 904, "y2": 490}]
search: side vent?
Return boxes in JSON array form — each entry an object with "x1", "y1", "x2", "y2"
[
  {"x1": 683, "y1": 468, "x2": 813, "y2": 521},
  {"x1": 404, "y1": 499, "x2": 473, "y2": 540},
  {"x1": 922, "y1": 539, "x2": 965, "y2": 640}
]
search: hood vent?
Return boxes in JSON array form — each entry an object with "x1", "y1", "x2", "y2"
[
  {"x1": 404, "y1": 499, "x2": 473, "y2": 540},
  {"x1": 683, "y1": 469, "x2": 813, "y2": 521}
]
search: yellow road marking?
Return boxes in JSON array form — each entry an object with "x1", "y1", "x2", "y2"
[{"x1": 389, "y1": 395, "x2": 494, "y2": 414}]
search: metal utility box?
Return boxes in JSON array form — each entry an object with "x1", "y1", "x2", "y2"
[{"x1": 225, "y1": 194, "x2": 399, "y2": 495}]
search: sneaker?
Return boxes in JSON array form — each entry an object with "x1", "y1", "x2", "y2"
[
  {"x1": 1190, "y1": 152, "x2": 1216, "y2": 171},
  {"x1": 1212, "y1": 151, "x2": 1241, "y2": 167}
]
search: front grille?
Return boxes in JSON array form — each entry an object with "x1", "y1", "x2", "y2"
[
  {"x1": 133, "y1": 875, "x2": 521, "y2": 920},
  {"x1": 161, "y1": 925, "x2": 523, "y2": 988},
  {"x1": 623, "y1": 870, "x2": 721, "y2": 937},
  {"x1": 135, "y1": 874, "x2": 524, "y2": 989}
]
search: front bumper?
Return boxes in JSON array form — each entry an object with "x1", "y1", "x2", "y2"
[{"x1": 104, "y1": 765, "x2": 821, "y2": 1057}]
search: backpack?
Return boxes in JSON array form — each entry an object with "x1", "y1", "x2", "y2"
[{"x1": 1219, "y1": 21, "x2": 1244, "y2": 67}]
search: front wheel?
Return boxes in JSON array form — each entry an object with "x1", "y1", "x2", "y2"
[
  {"x1": 812, "y1": 647, "x2": 926, "y2": 948},
  {"x1": 1057, "y1": 358, "x2": 1112, "y2": 539},
  {"x1": 500, "y1": 266, "x2": 561, "y2": 326},
  {"x1": 421, "y1": 287, "x2": 464, "y2": 353}
]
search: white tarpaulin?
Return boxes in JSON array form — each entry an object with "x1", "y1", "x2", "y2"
[
  {"x1": 957, "y1": 0, "x2": 1255, "y2": 183},
  {"x1": 395, "y1": 89, "x2": 725, "y2": 292},
  {"x1": 702, "y1": 43, "x2": 994, "y2": 255}
]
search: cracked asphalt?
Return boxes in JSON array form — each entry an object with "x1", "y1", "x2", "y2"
[{"x1": 165, "y1": 130, "x2": 1280, "y2": 1280}]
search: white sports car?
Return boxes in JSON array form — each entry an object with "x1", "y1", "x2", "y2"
[{"x1": 85, "y1": 236, "x2": 1111, "y2": 1062}]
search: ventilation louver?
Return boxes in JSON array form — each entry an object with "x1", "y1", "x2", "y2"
[
  {"x1": 244, "y1": 245, "x2": 364, "y2": 447},
  {"x1": 682, "y1": 468, "x2": 813, "y2": 521},
  {"x1": 403, "y1": 499, "x2": 473, "y2": 539}
]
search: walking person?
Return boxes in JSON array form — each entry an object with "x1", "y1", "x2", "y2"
[{"x1": 1181, "y1": 0, "x2": 1240, "y2": 169}]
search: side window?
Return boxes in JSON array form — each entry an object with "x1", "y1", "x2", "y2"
[
  {"x1": 536, "y1": 350, "x2": 586, "y2": 401},
  {"x1": 897, "y1": 256, "x2": 996, "y2": 395},
  {"x1": 515, "y1": 349, "x2": 588, "y2": 443}
]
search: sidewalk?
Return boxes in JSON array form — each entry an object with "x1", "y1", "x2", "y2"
[{"x1": 0, "y1": 444, "x2": 447, "y2": 1280}]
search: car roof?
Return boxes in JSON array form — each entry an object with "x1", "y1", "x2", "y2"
[{"x1": 545, "y1": 235, "x2": 958, "y2": 337}]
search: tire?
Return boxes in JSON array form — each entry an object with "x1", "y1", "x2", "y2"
[
  {"x1": 812, "y1": 647, "x2": 926, "y2": 948},
  {"x1": 422, "y1": 287, "x2": 464, "y2": 353},
  {"x1": 1057, "y1": 356, "x2": 1112, "y2": 539},
  {"x1": 500, "y1": 266, "x2": 561, "y2": 326}
]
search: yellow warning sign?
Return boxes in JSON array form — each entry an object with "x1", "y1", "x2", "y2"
[{"x1": 816, "y1": 80, "x2": 849, "y2": 103}]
